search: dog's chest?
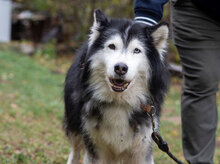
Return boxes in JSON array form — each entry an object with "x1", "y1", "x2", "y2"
[{"x1": 86, "y1": 105, "x2": 135, "y2": 154}]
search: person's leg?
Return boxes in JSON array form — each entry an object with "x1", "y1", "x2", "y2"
[
  {"x1": 177, "y1": 46, "x2": 220, "y2": 164},
  {"x1": 170, "y1": 0, "x2": 220, "y2": 163}
]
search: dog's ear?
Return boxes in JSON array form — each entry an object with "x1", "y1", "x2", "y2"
[
  {"x1": 150, "y1": 23, "x2": 169, "y2": 61},
  {"x1": 93, "y1": 9, "x2": 109, "y2": 27},
  {"x1": 89, "y1": 9, "x2": 109, "y2": 46}
]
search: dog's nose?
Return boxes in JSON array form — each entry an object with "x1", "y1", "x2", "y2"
[{"x1": 114, "y1": 63, "x2": 128, "y2": 75}]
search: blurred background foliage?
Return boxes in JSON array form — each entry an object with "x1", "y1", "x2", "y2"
[{"x1": 12, "y1": 0, "x2": 179, "y2": 64}]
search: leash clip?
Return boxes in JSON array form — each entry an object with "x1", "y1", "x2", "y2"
[
  {"x1": 141, "y1": 104, "x2": 156, "y2": 132},
  {"x1": 141, "y1": 104, "x2": 156, "y2": 116},
  {"x1": 148, "y1": 105, "x2": 156, "y2": 117}
]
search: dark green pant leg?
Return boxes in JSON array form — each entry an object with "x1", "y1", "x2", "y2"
[
  {"x1": 171, "y1": 0, "x2": 220, "y2": 163},
  {"x1": 177, "y1": 46, "x2": 220, "y2": 164}
]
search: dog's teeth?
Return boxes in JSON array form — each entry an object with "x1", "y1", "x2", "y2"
[{"x1": 123, "y1": 83, "x2": 128, "y2": 87}]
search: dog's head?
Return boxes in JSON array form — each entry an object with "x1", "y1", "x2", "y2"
[{"x1": 85, "y1": 10, "x2": 169, "y2": 107}]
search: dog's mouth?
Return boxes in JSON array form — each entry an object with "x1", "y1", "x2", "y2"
[{"x1": 109, "y1": 78, "x2": 131, "y2": 92}]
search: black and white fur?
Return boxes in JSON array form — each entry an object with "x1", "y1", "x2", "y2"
[{"x1": 63, "y1": 10, "x2": 169, "y2": 164}]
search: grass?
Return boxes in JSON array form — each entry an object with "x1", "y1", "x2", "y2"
[
  {"x1": 0, "y1": 49, "x2": 219, "y2": 163},
  {"x1": 0, "y1": 49, "x2": 69, "y2": 163}
]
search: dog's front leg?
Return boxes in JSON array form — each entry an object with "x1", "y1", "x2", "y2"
[
  {"x1": 82, "y1": 151, "x2": 100, "y2": 164},
  {"x1": 66, "y1": 134, "x2": 84, "y2": 164},
  {"x1": 145, "y1": 155, "x2": 154, "y2": 164},
  {"x1": 67, "y1": 150, "x2": 81, "y2": 164},
  {"x1": 124, "y1": 154, "x2": 154, "y2": 164}
]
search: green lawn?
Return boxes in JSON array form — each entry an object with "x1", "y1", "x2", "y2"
[{"x1": 0, "y1": 49, "x2": 219, "y2": 163}]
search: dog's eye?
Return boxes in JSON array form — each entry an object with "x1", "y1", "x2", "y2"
[
  {"x1": 133, "y1": 48, "x2": 141, "y2": 54},
  {"x1": 108, "y1": 44, "x2": 116, "y2": 50}
]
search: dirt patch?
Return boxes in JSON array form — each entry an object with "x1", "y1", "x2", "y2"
[
  {"x1": 163, "y1": 108, "x2": 176, "y2": 113},
  {"x1": 161, "y1": 116, "x2": 181, "y2": 124},
  {"x1": 0, "y1": 78, "x2": 6, "y2": 84},
  {"x1": 216, "y1": 138, "x2": 220, "y2": 148}
]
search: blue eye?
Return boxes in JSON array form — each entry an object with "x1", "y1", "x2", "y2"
[{"x1": 134, "y1": 48, "x2": 141, "y2": 54}]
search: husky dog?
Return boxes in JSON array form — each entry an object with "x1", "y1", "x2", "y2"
[{"x1": 63, "y1": 10, "x2": 169, "y2": 164}]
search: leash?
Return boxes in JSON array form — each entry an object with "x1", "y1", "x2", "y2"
[{"x1": 141, "y1": 104, "x2": 184, "y2": 164}]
